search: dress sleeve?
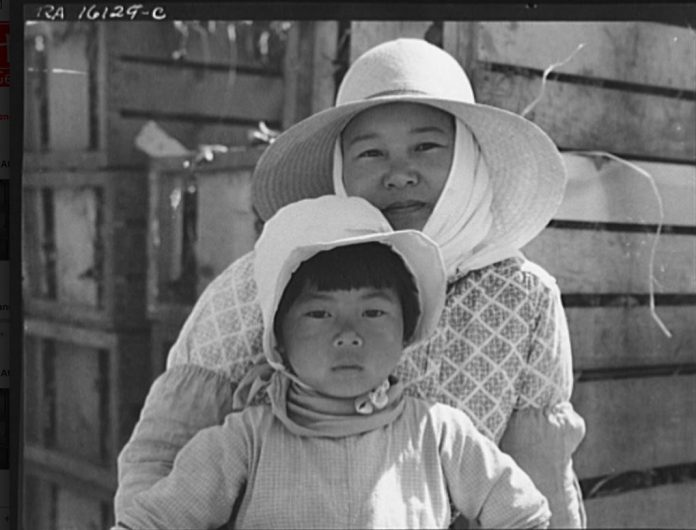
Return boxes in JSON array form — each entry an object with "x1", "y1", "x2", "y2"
[
  {"x1": 436, "y1": 406, "x2": 551, "y2": 529},
  {"x1": 116, "y1": 413, "x2": 252, "y2": 529},
  {"x1": 115, "y1": 253, "x2": 263, "y2": 518},
  {"x1": 499, "y1": 404, "x2": 587, "y2": 528},
  {"x1": 517, "y1": 262, "x2": 574, "y2": 407},
  {"x1": 504, "y1": 262, "x2": 586, "y2": 528},
  {"x1": 114, "y1": 365, "x2": 238, "y2": 518}
]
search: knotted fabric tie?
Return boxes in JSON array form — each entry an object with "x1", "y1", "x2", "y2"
[{"x1": 232, "y1": 360, "x2": 405, "y2": 438}]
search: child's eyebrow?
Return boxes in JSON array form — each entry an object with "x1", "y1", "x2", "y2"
[{"x1": 359, "y1": 290, "x2": 398, "y2": 302}]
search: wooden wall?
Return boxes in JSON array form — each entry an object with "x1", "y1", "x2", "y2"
[
  {"x1": 22, "y1": 20, "x2": 341, "y2": 527},
  {"x1": 352, "y1": 21, "x2": 696, "y2": 529}
]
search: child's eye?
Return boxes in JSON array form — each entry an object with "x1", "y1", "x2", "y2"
[
  {"x1": 363, "y1": 309, "x2": 386, "y2": 318},
  {"x1": 305, "y1": 310, "x2": 331, "y2": 319}
]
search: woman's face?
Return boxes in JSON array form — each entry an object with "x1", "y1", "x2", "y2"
[{"x1": 341, "y1": 102, "x2": 455, "y2": 230}]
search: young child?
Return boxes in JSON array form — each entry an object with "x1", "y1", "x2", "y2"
[{"x1": 115, "y1": 196, "x2": 550, "y2": 529}]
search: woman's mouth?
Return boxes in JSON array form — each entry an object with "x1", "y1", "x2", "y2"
[{"x1": 382, "y1": 201, "x2": 426, "y2": 215}]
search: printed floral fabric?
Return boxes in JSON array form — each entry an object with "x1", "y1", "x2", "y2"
[{"x1": 168, "y1": 251, "x2": 573, "y2": 443}]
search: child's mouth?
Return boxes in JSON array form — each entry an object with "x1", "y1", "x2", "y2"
[{"x1": 332, "y1": 365, "x2": 363, "y2": 372}]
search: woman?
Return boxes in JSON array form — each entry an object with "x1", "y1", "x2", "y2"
[{"x1": 116, "y1": 39, "x2": 586, "y2": 527}]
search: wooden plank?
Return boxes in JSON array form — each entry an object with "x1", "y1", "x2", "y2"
[
  {"x1": 24, "y1": 171, "x2": 150, "y2": 328},
  {"x1": 47, "y1": 23, "x2": 90, "y2": 151},
  {"x1": 151, "y1": 319, "x2": 184, "y2": 378},
  {"x1": 443, "y1": 21, "x2": 477, "y2": 73},
  {"x1": 56, "y1": 486, "x2": 106, "y2": 530},
  {"x1": 147, "y1": 149, "x2": 263, "y2": 318},
  {"x1": 475, "y1": 21, "x2": 696, "y2": 90},
  {"x1": 113, "y1": 331, "x2": 152, "y2": 451},
  {"x1": 23, "y1": 336, "x2": 44, "y2": 445},
  {"x1": 311, "y1": 21, "x2": 339, "y2": 114},
  {"x1": 53, "y1": 187, "x2": 99, "y2": 307},
  {"x1": 196, "y1": 168, "x2": 256, "y2": 292},
  {"x1": 559, "y1": 154, "x2": 696, "y2": 226},
  {"x1": 572, "y1": 375, "x2": 696, "y2": 478},
  {"x1": 24, "y1": 318, "x2": 117, "y2": 348},
  {"x1": 106, "y1": 21, "x2": 283, "y2": 70},
  {"x1": 473, "y1": 69, "x2": 696, "y2": 161},
  {"x1": 24, "y1": 445, "x2": 116, "y2": 492},
  {"x1": 567, "y1": 306, "x2": 696, "y2": 371},
  {"x1": 110, "y1": 60, "x2": 284, "y2": 122},
  {"x1": 523, "y1": 228, "x2": 696, "y2": 294},
  {"x1": 107, "y1": 114, "x2": 251, "y2": 167},
  {"x1": 349, "y1": 21, "x2": 435, "y2": 62},
  {"x1": 24, "y1": 38, "x2": 44, "y2": 152},
  {"x1": 22, "y1": 188, "x2": 49, "y2": 299},
  {"x1": 584, "y1": 482, "x2": 696, "y2": 529},
  {"x1": 53, "y1": 341, "x2": 106, "y2": 464},
  {"x1": 22, "y1": 473, "x2": 52, "y2": 530}
]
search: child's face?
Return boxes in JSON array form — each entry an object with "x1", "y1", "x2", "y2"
[
  {"x1": 279, "y1": 285, "x2": 405, "y2": 399},
  {"x1": 341, "y1": 102, "x2": 455, "y2": 231}
]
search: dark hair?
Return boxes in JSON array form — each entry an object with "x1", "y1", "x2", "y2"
[{"x1": 273, "y1": 242, "x2": 421, "y2": 346}]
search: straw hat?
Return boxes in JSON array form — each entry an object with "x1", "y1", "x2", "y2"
[
  {"x1": 253, "y1": 196, "x2": 446, "y2": 362},
  {"x1": 252, "y1": 38, "x2": 566, "y2": 252}
]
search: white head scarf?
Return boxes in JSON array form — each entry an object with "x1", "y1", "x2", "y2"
[{"x1": 333, "y1": 118, "x2": 522, "y2": 277}]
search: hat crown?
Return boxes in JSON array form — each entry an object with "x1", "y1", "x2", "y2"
[{"x1": 336, "y1": 38, "x2": 475, "y2": 105}]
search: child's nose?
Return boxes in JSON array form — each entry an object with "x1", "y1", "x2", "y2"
[{"x1": 333, "y1": 329, "x2": 364, "y2": 348}]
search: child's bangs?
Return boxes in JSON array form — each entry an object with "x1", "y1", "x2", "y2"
[{"x1": 300, "y1": 243, "x2": 408, "y2": 293}]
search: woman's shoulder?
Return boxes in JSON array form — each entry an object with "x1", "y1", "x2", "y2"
[
  {"x1": 449, "y1": 256, "x2": 560, "y2": 298},
  {"x1": 201, "y1": 250, "x2": 257, "y2": 299}
]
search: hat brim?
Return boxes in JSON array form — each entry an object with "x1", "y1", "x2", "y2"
[
  {"x1": 262, "y1": 228, "x2": 446, "y2": 359},
  {"x1": 252, "y1": 95, "x2": 566, "y2": 252}
]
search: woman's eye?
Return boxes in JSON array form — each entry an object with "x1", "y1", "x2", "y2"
[
  {"x1": 363, "y1": 309, "x2": 386, "y2": 318},
  {"x1": 415, "y1": 142, "x2": 442, "y2": 152}
]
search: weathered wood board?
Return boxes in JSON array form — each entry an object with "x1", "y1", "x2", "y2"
[
  {"x1": 47, "y1": 24, "x2": 91, "y2": 152},
  {"x1": 109, "y1": 60, "x2": 284, "y2": 122},
  {"x1": 584, "y1": 482, "x2": 696, "y2": 529},
  {"x1": 349, "y1": 21, "x2": 435, "y2": 62},
  {"x1": 23, "y1": 170, "x2": 148, "y2": 328},
  {"x1": 23, "y1": 319, "x2": 151, "y2": 475},
  {"x1": 572, "y1": 375, "x2": 696, "y2": 479},
  {"x1": 106, "y1": 20, "x2": 285, "y2": 69},
  {"x1": 558, "y1": 155, "x2": 696, "y2": 227},
  {"x1": 473, "y1": 69, "x2": 695, "y2": 161},
  {"x1": 567, "y1": 306, "x2": 696, "y2": 371},
  {"x1": 473, "y1": 22, "x2": 696, "y2": 90},
  {"x1": 53, "y1": 187, "x2": 100, "y2": 307},
  {"x1": 195, "y1": 167, "x2": 256, "y2": 290},
  {"x1": 147, "y1": 149, "x2": 262, "y2": 320},
  {"x1": 523, "y1": 228, "x2": 696, "y2": 294}
]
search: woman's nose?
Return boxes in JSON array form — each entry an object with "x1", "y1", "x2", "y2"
[
  {"x1": 383, "y1": 161, "x2": 418, "y2": 189},
  {"x1": 333, "y1": 329, "x2": 364, "y2": 348}
]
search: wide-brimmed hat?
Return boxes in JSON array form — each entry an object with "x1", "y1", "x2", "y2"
[
  {"x1": 253, "y1": 196, "x2": 446, "y2": 363},
  {"x1": 252, "y1": 38, "x2": 566, "y2": 252}
]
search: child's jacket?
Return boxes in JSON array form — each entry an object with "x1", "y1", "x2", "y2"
[{"x1": 117, "y1": 397, "x2": 550, "y2": 529}]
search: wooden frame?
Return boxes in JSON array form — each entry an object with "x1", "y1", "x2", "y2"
[
  {"x1": 23, "y1": 169, "x2": 148, "y2": 329},
  {"x1": 23, "y1": 463, "x2": 114, "y2": 530},
  {"x1": 146, "y1": 147, "x2": 263, "y2": 323},
  {"x1": 23, "y1": 318, "x2": 150, "y2": 484}
]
